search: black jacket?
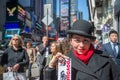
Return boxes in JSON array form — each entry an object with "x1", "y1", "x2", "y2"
[
  {"x1": 44, "y1": 50, "x2": 120, "y2": 80},
  {"x1": 1, "y1": 46, "x2": 29, "y2": 72}
]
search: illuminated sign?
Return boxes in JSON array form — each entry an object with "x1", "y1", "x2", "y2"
[
  {"x1": 4, "y1": 22, "x2": 19, "y2": 29},
  {"x1": 24, "y1": 26, "x2": 30, "y2": 33},
  {"x1": 18, "y1": 5, "x2": 26, "y2": 16},
  {"x1": 7, "y1": 7, "x2": 17, "y2": 16},
  {"x1": 6, "y1": 2, "x2": 17, "y2": 21},
  {"x1": 18, "y1": 5, "x2": 26, "y2": 21},
  {"x1": 4, "y1": 29, "x2": 20, "y2": 38}
]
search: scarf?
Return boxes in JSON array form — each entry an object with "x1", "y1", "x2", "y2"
[{"x1": 74, "y1": 44, "x2": 94, "y2": 64}]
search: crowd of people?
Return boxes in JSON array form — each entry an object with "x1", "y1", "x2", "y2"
[{"x1": 0, "y1": 20, "x2": 120, "y2": 80}]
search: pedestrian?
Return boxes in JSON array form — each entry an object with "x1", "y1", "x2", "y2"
[
  {"x1": 93, "y1": 38, "x2": 102, "y2": 50},
  {"x1": 36, "y1": 35, "x2": 50, "y2": 80},
  {"x1": 1, "y1": 34, "x2": 29, "y2": 77},
  {"x1": 45, "y1": 41, "x2": 62, "y2": 66},
  {"x1": 101, "y1": 30, "x2": 120, "y2": 67},
  {"x1": 44, "y1": 20, "x2": 120, "y2": 80},
  {"x1": 26, "y1": 41, "x2": 36, "y2": 80}
]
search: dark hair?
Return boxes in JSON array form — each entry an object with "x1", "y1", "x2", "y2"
[{"x1": 109, "y1": 30, "x2": 118, "y2": 36}]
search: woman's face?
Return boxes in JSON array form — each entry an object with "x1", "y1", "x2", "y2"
[
  {"x1": 70, "y1": 34, "x2": 91, "y2": 54},
  {"x1": 26, "y1": 42, "x2": 32, "y2": 48},
  {"x1": 50, "y1": 43, "x2": 57, "y2": 54},
  {"x1": 12, "y1": 36, "x2": 20, "y2": 47}
]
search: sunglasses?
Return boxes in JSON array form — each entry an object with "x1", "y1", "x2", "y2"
[{"x1": 12, "y1": 38, "x2": 19, "y2": 41}]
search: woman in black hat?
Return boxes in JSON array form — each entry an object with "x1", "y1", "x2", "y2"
[{"x1": 44, "y1": 20, "x2": 120, "y2": 80}]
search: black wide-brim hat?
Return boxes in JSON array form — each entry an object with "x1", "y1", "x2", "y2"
[{"x1": 67, "y1": 20, "x2": 96, "y2": 39}]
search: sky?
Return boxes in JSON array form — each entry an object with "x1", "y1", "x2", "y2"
[
  {"x1": 78, "y1": 0, "x2": 89, "y2": 21},
  {"x1": 57, "y1": 0, "x2": 89, "y2": 21}
]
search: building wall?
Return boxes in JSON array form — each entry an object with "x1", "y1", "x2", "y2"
[
  {"x1": 114, "y1": 0, "x2": 120, "y2": 42},
  {"x1": 0, "y1": 0, "x2": 8, "y2": 31}
]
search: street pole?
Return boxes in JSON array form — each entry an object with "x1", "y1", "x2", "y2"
[
  {"x1": 68, "y1": 0, "x2": 71, "y2": 30},
  {"x1": 46, "y1": 8, "x2": 48, "y2": 37}
]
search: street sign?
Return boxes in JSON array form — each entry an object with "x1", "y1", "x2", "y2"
[
  {"x1": 42, "y1": 15, "x2": 53, "y2": 26},
  {"x1": 44, "y1": 4, "x2": 51, "y2": 16}
]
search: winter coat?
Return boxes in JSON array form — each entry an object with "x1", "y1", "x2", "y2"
[
  {"x1": 1, "y1": 46, "x2": 29, "y2": 72},
  {"x1": 44, "y1": 50, "x2": 120, "y2": 80}
]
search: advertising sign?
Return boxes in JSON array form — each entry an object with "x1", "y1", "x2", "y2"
[
  {"x1": 60, "y1": 0, "x2": 69, "y2": 33},
  {"x1": 4, "y1": 22, "x2": 19, "y2": 29},
  {"x1": 61, "y1": 0, "x2": 69, "y2": 4},
  {"x1": 4, "y1": 29, "x2": 20, "y2": 38},
  {"x1": 61, "y1": 4, "x2": 69, "y2": 17},
  {"x1": 6, "y1": 2, "x2": 17, "y2": 21},
  {"x1": 58, "y1": 58, "x2": 71, "y2": 80},
  {"x1": 18, "y1": 4, "x2": 26, "y2": 22}
]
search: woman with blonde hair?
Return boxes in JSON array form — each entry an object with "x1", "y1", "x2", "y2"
[
  {"x1": 8, "y1": 34, "x2": 25, "y2": 48},
  {"x1": 1, "y1": 34, "x2": 29, "y2": 74}
]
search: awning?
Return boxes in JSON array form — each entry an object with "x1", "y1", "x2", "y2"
[{"x1": 114, "y1": 0, "x2": 120, "y2": 16}]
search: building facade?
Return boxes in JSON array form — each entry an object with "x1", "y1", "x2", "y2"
[
  {"x1": 114, "y1": 0, "x2": 120, "y2": 42},
  {"x1": 88, "y1": 0, "x2": 116, "y2": 43}
]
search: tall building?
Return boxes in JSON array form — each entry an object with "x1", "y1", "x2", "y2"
[
  {"x1": 71, "y1": 0, "x2": 78, "y2": 23},
  {"x1": 77, "y1": 11, "x2": 83, "y2": 20},
  {"x1": 0, "y1": 0, "x2": 8, "y2": 40},
  {"x1": 88, "y1": 0, "x2": 116, "y2": 43}
]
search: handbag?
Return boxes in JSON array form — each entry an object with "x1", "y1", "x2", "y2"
[
  {"x1": 3, "y1": 71, "x2": 26, "y2": 80},
  {"x1": 26, "y1": 63, "x2": 39, "y2": 77},
  {"x1": 3, "y1": 71, "x2": 16, "y2": 80},
  {"x1": 14, "y1": 72, "x2": 26, "y2": 80}
]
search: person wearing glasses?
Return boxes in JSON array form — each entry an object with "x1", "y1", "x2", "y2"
[
  {"x1": 44, "y1": 20, "x2": 120, "y2": 80},
  {"x1": 1, "y1": 34, "x2": 29, "y2": 74}
]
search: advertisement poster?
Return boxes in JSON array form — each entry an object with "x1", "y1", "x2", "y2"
[{"x1": 58, "y1": 58, "x2": 71, "y2": 80}]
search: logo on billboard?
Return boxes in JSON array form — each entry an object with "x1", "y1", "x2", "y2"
[{"x1": 7, "y1": 7, "x2": 17, "y2": 16}]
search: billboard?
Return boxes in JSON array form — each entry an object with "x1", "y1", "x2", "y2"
[
  {"x1": 4, "y1": 22, "x2": 19, "y2": 29},
  {"x1": 61, "y1": 0, "x2": 69, "y2": 4},
  {"x1": 6, "y1": 2, "x2": 18, "y2": 21},
  {"x1": 4, "y1": 29, "x2": 20, "y2": 38},
  {"x1": 60, "y1": 18, "x2": 69, "y2": 30},
  {"x1": 17, "y1": 4, "x2": 26, "y2": 22},
  {"x1": 61, "y1": 4, "x2": 69, "y2": 17},
  {"x1": 6, "y1": 2, "x2": 26, "y2": 22}
]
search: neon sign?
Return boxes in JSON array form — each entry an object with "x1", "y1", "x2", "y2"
[{"x1": 4, "y1": 22, "x2": 19, "y2": 29}]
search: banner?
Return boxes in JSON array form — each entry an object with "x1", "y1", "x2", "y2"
[{"x1": 58, "y1": 58, "x2": 71, "y2": 80}]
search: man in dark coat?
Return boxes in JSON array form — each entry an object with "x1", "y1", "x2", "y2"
[
  {"x1": 37, "y1": 35, "x2": 50, "y2": 80},
  {"x1": 44, "y1": 20, "x2": 120, "y2": 80},
  {"x1": 102, "y1": 30, "x2": 120, "y2": 67}
]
